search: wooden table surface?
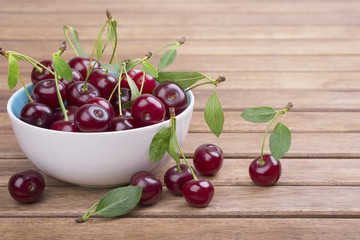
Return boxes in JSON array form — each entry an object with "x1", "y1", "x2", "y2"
[{"x1": 1, "y1": 0, "x2": 360, "y2": 239}]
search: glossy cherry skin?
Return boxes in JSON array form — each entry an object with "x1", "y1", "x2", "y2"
[
  {"x1": 114, "y1": 108, "x2": 132, "y2": 118},
  {"x1": 86, "y1": 97, "x2": 114, "y2": 117},
  {"x1": 193, "y1": 144, "x2": 224, "y2": 176},
  {"x1": 110, "y1": 117, "x2": 135, "y2": 131},
  {"x1": 132, "y1": 71, "x2": 157, "y2": 94},
  {"x1": 120, "y1": 69, "x2": 137, "y2": 89},
  {"x1": 53, "y1": 105, "x2": 79, "y2": 122},
  {"x1": 33, "y1": 79, "x2": 66, "y2": 109},
  {"x1": 68, "y1": 57, "x2": 101, "y2": 80},
  {"x1": 131, "y1": 94, "x2": 165, "y2": 127},
  {"x1": 182, "y1": 179, "x2": 214, "y2": 208},
  {"x1": 51, "y1": 120, "x2": 79, "y2": 132},
  {"x1": 59, "y1": 69, "x2": 84, "y2": 90},
  {"x1": 88, "y1": 69, "x2": 118, "y2": 99},
  {"x1": 20, "y1": 102, "x2": 54, "y2": 129},
  {"x1": 152, "y1": 82, "x2": 188, "y2": 117},
  {"x1": 164, "y1": 164, "x2": 198, "y2": 196},
  {"x1": 74, "y1": 104, "x2": 111, "y2": 132},
  {"x1": 249, "y1": 154, "x2": 282, "y2": 186},
  {"x1": 31, "y1": 59, "x2": 54, "y2": 85},
  {"x1": 111, "y1": 88, "x2": 131, "y2": 111},
  {"x1": 66, "y1": 81, "x2": 100, "y2": 107},
  {"x1": 8, "y1": 170, "x2": 45, "y2": 204},
  {"x1": 130, "y1": 171, "x2": 162, "y2": 206}
]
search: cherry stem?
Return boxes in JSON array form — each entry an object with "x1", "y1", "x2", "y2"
[
  {"x1": 63, "y1": 26, "x2": 79, "y2": 57},
  {"x1": 185, "y1": 81, "x2": 213, "y2": 92},
  {"x1": 186, "y1": 76, "x2": 225, "y2": 92},
  {"x1": 139, "y1": 71, "x2": 146, "y2": 95},
  {"x1": 117, "y1": 64, "x2": 125, "y2": 117},
  {"x1": 76, "y1": 200, "x2": 99, "y2": 223},
  {"x1": 19, "y1": 73, "x2": 33, "y2": 102},
  {"x1": 109, "y1": 21, "x2": 117, "y2": 64},
  {"x1": 7, "y1": 51, "x2": 55, "y2": 75},
  {"x1": 147, "y1": 37, "x2": 184, "y2": 62},
  {"x1": 260, "y1": 102, "x2": 293, "y2": 164},
  {"x1": 170, "y1": 110, "x2": 198, "y2": 181}
]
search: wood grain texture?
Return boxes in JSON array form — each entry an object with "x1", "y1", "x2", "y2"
[
  {"x1": 1, "y1": 218, "x2": 360, "y2": 240},
  {"x1": 1, "y1": 158, "x2": 360, "y2": 187}
]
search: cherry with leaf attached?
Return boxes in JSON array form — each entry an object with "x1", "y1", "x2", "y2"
[{"x1": 241, "y1": 102, "x2": 293, "y2": 186}]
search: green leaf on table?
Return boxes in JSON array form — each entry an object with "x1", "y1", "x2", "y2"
[
  {"x1": 52, "y1": 55, "x2": 73, "y2": 81},
  {"x1": 155, "y1": 71, "x2": 205, "y2": 89},
  {"x1": 69, "y1": 27, "x2": 87, "y2": 57},
  {"x1": 204, "y1": 88, "x2": 224, "y2": 137},
  {"x1": 96, "y1": 36, "x2": 103, "y2": 61},
  {"x1": 142, "y1": 61, "x2": 158, "y2": 78},
  {"x1": 8, "y1": 54, "x2": 19, "y2": 90},
  {"x1": 92, "y1": 186, "x2": 142, "y2": 218},
  {"x1": 167, "y1": 130, "x2": 180, "y2": 164},
  {"x1": 150, "y1": 127, "x2": 171, "y2": 162},
  {"x1": 241, "y1": 107, "x2": 277, "y2": 123},
  {"x1": 269, "y1": 122, "x2": 291, "y2": 161},
  {"x1": 157, "y1": 48, "x2": 177, "y2": 71},
  {"x1": 101, "y1": 63, "x2": 122, "y2": 73}
]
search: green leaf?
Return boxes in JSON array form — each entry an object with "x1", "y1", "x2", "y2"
[
  {"x1": 93, "y1": 186, "x2": 142, "y2": 218},
  {"x1": 157, "y1": 48, "x2": 177, "y2": 71},
  {"x1": 107, "y1": 20, "x2": 117, "y2": 41},
  {"x1": 155, "y1": 72, "x2": 205, "y2": 89},
  {"x1": 101, "y1": 63, "x2": 122, "y2": 73},
  {"x1": 142, "y1": 61, "x2": 158, "y2": 78},
  {"x1": 96, "y1": 35, "x2": 102, "y2": 61},
  {"x1": 167, "y1": 130, "x2": 180, "y2": 164},
  {"x1": 69, "y1": 27, "x2": 87, "y2": 57},
  {"x1": 8, "y1": 55, "x2": 19, "y2": 90},
  {"x1": 122, "y1": 101, "x2": 132, "y2": 110},
  {"x1": 126, "y1": 74, "x2": 141, "y2": 101},
  {"x1": 149, "y1": 127, "x2": 171, "y2": 162},
  {"x1": 125, "y1": 59, "x2": 137, "y2": 72},
  {"x1": 204, "y1": 88, "x2": 224, "y2": 137},
  {"x1": 241, "y1": 107, "x2": 277, "y2": 123},
  {"x1": 52, "y1": 55, "x2": 73, "y2": 81},
  {"x1": 269, "y1": 122, "x2": 291, "y2": 161}
]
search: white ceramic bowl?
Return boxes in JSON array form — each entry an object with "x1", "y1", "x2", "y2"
[{"x1": 7, "y1": 84, "x2": 194, "y2": 187}]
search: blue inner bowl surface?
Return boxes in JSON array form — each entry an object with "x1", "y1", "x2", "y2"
[{"x1": 11, "y1": 84, "x2": 34, "y2": 119}]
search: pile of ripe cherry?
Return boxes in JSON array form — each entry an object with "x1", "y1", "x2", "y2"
[{"x1": 23, "y1": 57, "x2": 187, "y2": 132}]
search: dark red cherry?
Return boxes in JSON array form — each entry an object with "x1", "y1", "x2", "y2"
[
  {"x1": 86, "y1": 97, "x2": 114, "y2": 117},
  {"x1": 110, "y1": 88, "x2": 131, "y2": 110},
  {"x1": 51, "y1": 120, "x2": 79, "y2": 132},
  {"x1": 33, "y1": 79, "x2": 66, "y2": 109},
  {"x1": 120, "y1": 69, "x2": 137, "y2": 89},
  {"x1": 20, "y1": 102, "x2": 54, "y2": 129},
  {"x1": 164, "y1": 164, "x2": 198, "y2": 196},
  {"x1": 59, "y1": 69, "x2": 84, "y2": 90},
  {"x1": 88, "y1": 69, "x2": 118, "y2": 99},
  {"x1": 8, "y1": 169, "x2": 45, "y2": 204},
  {"x1": 152, "y1": 82, "x2": 188, "y2": 117},
  {"x1": 74, "y1": 104, "x2": 111, "y2": 132},
  {"x1": 66, "y1": 81, "x2": 100, "y2": 107},
  {"x1": 31, "y1": 59, "x2": 54, "y2": 85},
  {"x1": 249, "y1": 154, "x2": 281, "y2": 186},
  {"x1": 114, "y1": 108, "x2": 132, "y2": 118},
  {"x1": 132, "y1": 71, "x2": 157, "y2": 94},
  {"x1": 68, "y1": 57, "x2": 101, "y2": 80},
  {"x1": 131, "y1": 94, "x2": 165, "y2": 127},
  {"x1": 130, "y1": 171, "x2": 162, "y2": 206},
  {"x1": 183, "y1": 179, "x2": 214, "y2": 208},
  {"x1": 193, "y1": 144, "x2": 224, "y2": 176},
  {"x1": 110, "y1": 117, "x2": 135, "y2": 131},
  {"x1": 53, "y1": 105, "x2": 79, "y2": 122}
]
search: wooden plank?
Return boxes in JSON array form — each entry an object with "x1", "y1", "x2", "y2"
[
  {"x1": 4, "y1": 26, "x2": 360, "y2": 40},
  {"x1": 1, "y1": 133, "x2": 360, "y2": 158},
  {"x1": 2, "y1": 112, "x2": 360, "y2": 134},
  {"x1": 1, "y1": 71, "x2": 360, "y2": 91},
  {"x1": 1, "y1": 218, "x2": 360, "y2": 240},
  {"x1": 4, "y1": 39, "x2": 360, "y2": 55},
  {"x1": 1, "y1": 12, "x2": 360, "y2": 27},
  {"x1": 1, "y1": 185, "x2": 360, "y2": 217},
  {"x1": 3, "y1": 2, "x2": 360, "y2": 13},
  {"x1": 1, "y1": 158, "x2": 360, "y2": 187}
]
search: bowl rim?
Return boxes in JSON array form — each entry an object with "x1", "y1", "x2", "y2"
[{"x1": 7, "y1": 83, "x2": 195, "y2": 136}]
